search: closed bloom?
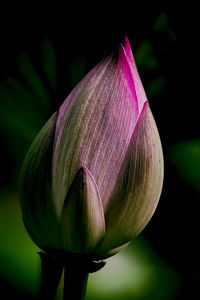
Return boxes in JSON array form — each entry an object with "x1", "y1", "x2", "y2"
[{"x1": 20, "y1": 37, "x2": 163, "y2": 259}]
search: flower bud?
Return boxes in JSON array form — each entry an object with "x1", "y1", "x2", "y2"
[{"x1": 20, "y1": 37, "x2": 163, "y2": 259}]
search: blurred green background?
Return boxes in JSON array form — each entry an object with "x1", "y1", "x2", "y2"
[{"x1": 0, "y1": 4, "x2": 200, "y2": 299}]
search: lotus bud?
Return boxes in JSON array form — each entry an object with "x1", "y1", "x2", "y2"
[{"x1": 20, "y1": 37, "x2": 164, "y2": 259}]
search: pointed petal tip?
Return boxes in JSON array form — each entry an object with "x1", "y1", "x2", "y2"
[
  {"x1": 120, "y1": 36, "x2": 134, "y2": 63},
  {"x1": 119, "y1": 36, "x2": 148, "y2": 111},
  {"x1": 123, "y1": 36, "x2": 131, "y2": 49},
  {"x1": 114, "y1": 40, "x2": 139, "y2": 115},
  {"x1": 80, "y1": 166, "x2": 90, "y2": 175},
  {"x1": 77, "y1": 166, "x2": 96, "y2": 184}
]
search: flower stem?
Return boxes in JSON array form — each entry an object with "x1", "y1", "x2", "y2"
[
  {"x1": 38, "y1": 251, "x2": 105, "y2": 300},
  {"x1": 38, "y1": 252, "x2": 63, "y2": 300},
  {"x1": 63, "y1": 255, "x2": 89, "y2": 300},
  {"x1": 62, "y1": 253, "x2": 106, "y2": 300}
]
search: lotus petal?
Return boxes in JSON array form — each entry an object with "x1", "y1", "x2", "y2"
[
  {"x1": 19, "y1": 112, "x2": 61, "y2": 249},
  {"x1": 96, "y1": 103, "x2": 164, "y2": 257},
  {"x1": 61, "y1": 167, "x2": 105, "y2": 253}
]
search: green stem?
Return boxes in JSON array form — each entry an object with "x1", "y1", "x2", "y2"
[
  {"x1": 62, "y1": 253, "x2": 106, "y2": 300},
  {"x1": 38, "y1": 251, "x2": 105, "y2": 300},
  {"x1": 63, "y1": 256, "x2": 89, "y2": 300},
  {"x1": 38, "y1": 252, "x2": 63, "y2": 300}
]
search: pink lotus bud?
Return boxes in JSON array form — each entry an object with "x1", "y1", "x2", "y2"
[{"x1": 20, "y1": 37, "x2": 163, "y2": 259}]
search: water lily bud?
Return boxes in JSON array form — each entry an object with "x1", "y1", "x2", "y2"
[{"x1": 20, "y1": 37, "x2": 163, "y2": 259}]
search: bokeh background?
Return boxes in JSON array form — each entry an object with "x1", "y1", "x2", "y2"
[{"x1": 0, "y1": 4, "x2": 199, "y2": 299}]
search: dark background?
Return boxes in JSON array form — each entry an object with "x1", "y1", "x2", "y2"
[{"x1": 0, "y1": 4, "x2": 199, "y2": 299}]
